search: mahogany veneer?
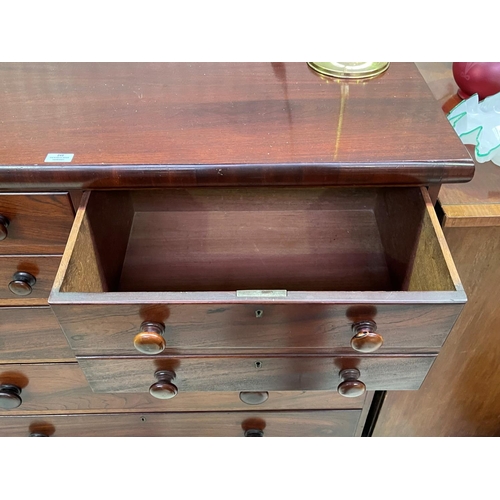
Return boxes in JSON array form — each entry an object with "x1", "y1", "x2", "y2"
[
  {"x1": 0, "y1": 62, "x2": 473, "y2": 190},
  {"x1": 0, "y1": 410, "x2": 361, "y2": 437},
  {"x1": 0, "y1": 62, "x2": 474, "y2": 436},
  {"x1": 0, "y1": 307, "x2": 73, "y2": 363}
]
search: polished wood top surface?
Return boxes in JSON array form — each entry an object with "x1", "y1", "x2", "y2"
[
  {"x1": 416, "y1": 63, "x2": 500, "y2": 226},
  {"x1": 0, "y1": 62, "x2": 473, "y2": 190}
]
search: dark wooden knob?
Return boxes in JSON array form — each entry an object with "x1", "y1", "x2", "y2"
[
  {"x1": 338, "y1": 368, "x2": 366, "y2": 398},
  {"x1": 244, "y1": 429, "x2": 264, "y2": 437},
  {"x1": 133, "y1": 321, "x2": 166, "y2": 354},
  {"x1": 0, "y1": 384, "x2": 22, "y2": 409},
  {"x1": 350, "y1": 320, "x2": 383, "y2": 353},
  {"x1": 9, "y1": 271, "x2": 36, "y2": 296},
  {"x1": 29, "y1": 433, "x2": 48, "y2": 437},
  {"x1": 0, "y1": 215, "x2": 9, "y2": 241},
  {"x1": 149, "y1": 370, "x2": 178, "y2": 400}
]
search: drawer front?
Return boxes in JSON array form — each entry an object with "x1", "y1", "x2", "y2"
[
  {"x1": 0, "y1": 410, "x2": 361, "y2": 436},
  {"x1": 0, "y1": 256, "x2": 61, "y2": 303},
  {"x1": 77, "y1": 355, "x2": 436, "y2": 393},
  {"x1": 50, "y1": 187, "x2": 466, "y2": 355},
  {"x1": 53, "y1": 302, "x2": 463, "y2": 354},
  {"x1": 0, "y1": 363, "x2": 363, "y2": 414},
  {"x1": 0, "y1": 307, "x2": 73, "y2": 362},
  {"x1": 0, "y1": 193, "x2": 73, "y2": 255}
]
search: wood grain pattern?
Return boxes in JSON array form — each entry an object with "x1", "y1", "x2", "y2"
[
  {"x1": 49, "y1": 185, "x2": 465, "y2": 354},
  {"x1": 119, "y1": 188, "x2": 392, "y2": 293},
  {"x1": 442, "y1": 203, "x2": 500, "y2": 227},
  {"x1": 0, "y1": 363, "x2": 364, "y2": 415},
  {"x1": 372, "y1": 63, "x2": 500, "y2": 436},
  {"x1": 56, "y1": 191, "x2": 134, "y2": 294},
  {"x1": 53, "y1": 302, "x2": 463, "y2": 354},
  {"x1": 0, "y1": 63, "x2": 473, "y2": 190},
  {"x1": 0, "y1": 255, "x2": 61, "y2": 303},
  {"x1": 374, "y1": 226, "x2": 500, "y2": 436},
  {"x1": 0, "y1": 307, "x2": 73, "y2": 362},
  {"x1": 376, "y1": 186, "x2": 462, "y2": 293},
  {"x1": 374, "y1": 187, "x2": 426, "y2": 288},
  {"x1": 439, "y1": 143, "x2": 500, "y2": 227},
  {"x1": 0, "y1": 410, "x2": 361, "y2": 436},
  {"x1": 0, "y1": 193, "x2": 73, "y2": 254},
  {"x1": 77, "y1": 354, "x2": 436, "y2": 393},
  {"x1": 407, "y1": 188, "x2": 463, "y2": 292},
  {"x1": 0, "y1": 62, "x2": 474, "y2": 437},
  {"x1": 51, "y1": 186, "x2": 464, "y2": 296}
]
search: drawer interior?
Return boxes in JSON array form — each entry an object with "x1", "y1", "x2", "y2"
[{"x1": 56, "y1": 187, "x2": 459, "y2": 294}]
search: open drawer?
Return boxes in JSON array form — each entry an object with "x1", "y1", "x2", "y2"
[{"x1": 49, "y1": 186, "x2": 465, "y2": 354}]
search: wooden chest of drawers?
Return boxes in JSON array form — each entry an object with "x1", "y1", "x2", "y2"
[{"x1": 0, "y1": 62, "x2": 474, "y2": 436}]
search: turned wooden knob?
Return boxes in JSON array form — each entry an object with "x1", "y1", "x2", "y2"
[
  {"x1": 133, "y1": 321, "x2": 166, "y2": 354},
  {"x1": 9, "y1": 271, "x2": 36, "y2": 296},
  {"x1": 0, "y1": 384, "x2": 23, "y2": 409},
  {"x1": 244, "y1": 429, "x2": 264, "y2": 437},
  {"x1": 149, "y1": 370, "x2": 178, "y2": 400},
  {"x1": 338, "y1": 368, "x2": 366, "y2": 398},
  {"x1": 350, "y1": 320, "x2": 383, "y2": 353},
  {"x1": 0, "y1": 215, "x2": 9, "y2": 241},
  {"x1": 239, "y1": 391, "x2": 269, "y2": 405}
]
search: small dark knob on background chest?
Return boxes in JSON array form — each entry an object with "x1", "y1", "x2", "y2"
[
  {"x1": 0, "y1": 384, "x2": 23, "y2": 409},
  {"x1": 350, "y1": 320, "x2": 383, "y2": 353},
  {"x1": 337, "y1": 368, "x2": 366, "y2": 398},
  {"x1": 134, "y1": 321, "x2": 166, "y2": 354},
  {"x1": 0, "y1": 215, "x2": 9, "y2": 241},
  {"x1": 9, "y1": 271, "x2": 36, "y2": 296},
  {"x1": 149, "y1": 370, "x2": 178, "y2": 399},
  {"x1": 29, "y1": 433, "x2": 48, "y2": 437}
]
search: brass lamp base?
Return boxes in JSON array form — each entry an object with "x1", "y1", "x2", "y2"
[{"x1": 307, "y1": 62, "x2": 390, "y2": 79}]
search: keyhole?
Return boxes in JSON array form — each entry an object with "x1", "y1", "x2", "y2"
[
  {"x1": 254, "y1": 361, "x2": 262, "y2": 369},
  {"x1": 255, "y1": 310, "x2": 263, "y2": 318},
  {"x1": 140, "y1": 417, "x2": 146, "y2": 422}
]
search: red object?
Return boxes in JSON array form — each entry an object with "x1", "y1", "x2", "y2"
[{"x1": 452, "y1": 62, "x2": 500, "y2": 100}]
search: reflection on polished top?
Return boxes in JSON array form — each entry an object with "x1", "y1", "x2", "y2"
[{"x1": 0, "y1": 62, "x2": 473, "y2": 189}]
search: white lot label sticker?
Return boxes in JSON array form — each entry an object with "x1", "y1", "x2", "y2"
[{"x1": 44, "y1": 153, "x2": 74, "y2": 162}]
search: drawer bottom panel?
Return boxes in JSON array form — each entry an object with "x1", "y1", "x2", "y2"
[{"x1": 0, "y1": 410, "x2": 361, "y2": 437}]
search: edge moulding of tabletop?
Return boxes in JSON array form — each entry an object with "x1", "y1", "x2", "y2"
[{"x1": 0, "y1": 62, "x2": 474, "y2": 191}]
